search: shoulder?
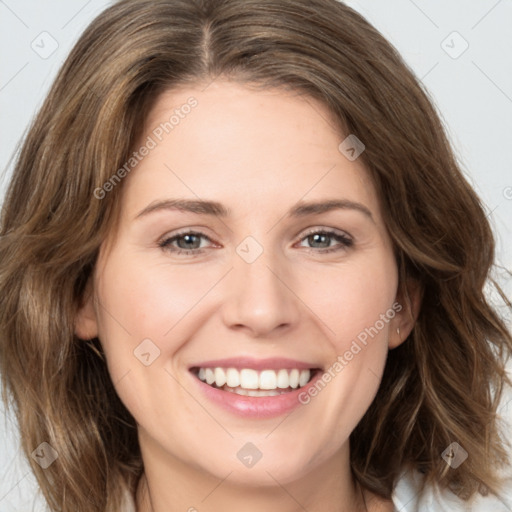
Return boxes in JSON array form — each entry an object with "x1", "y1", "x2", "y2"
[{"x1": 392, "y1": 469, "x2": 512, "y2": 512}]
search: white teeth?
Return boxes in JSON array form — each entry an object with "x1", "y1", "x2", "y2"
[
  {"x1": 259, "y1": 369, "x2": 276, "y2": 390},
  {"x1": 247, "y1": 389, "x2": 281, "y2": 397},
  {"x1": 299, "y1": 369, "x2": 310, "y2": 387},
  {"x1": 223, "y1": 387, "x2": 284, "y2": 397},
  {"x1": 240, "y1": 369, "x2": 259, "y2": 389},
  {"x1": 214, "y1": 368, "x2": 226, "y2": 387},
  {"x1": 225, "y1": 368, "x2": 240, "y2": 387},
  {"x1": 289, "y1": 369, "x2": 300, "y2": 388},
  {"x1": 276, "y1": 369, "x2": 290, "y2": 388},
  {"x1": 195, "y1": 367, "x2": 313, "y2": 391},
  {"x1": 205, "y1": 368, "x2": 215, "y2": 385}
]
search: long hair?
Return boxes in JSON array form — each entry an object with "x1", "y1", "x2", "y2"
[{"x1": 1, "y1": 0, "x2": 511, "y2": 510}]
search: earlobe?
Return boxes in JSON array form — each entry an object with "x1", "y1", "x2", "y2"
[
  {"x1": 389, "y1": 277, "x2": 422, "y2": 349},
  {"x1": 74, "y1": 279, "x2": 99, "y2": 340}
]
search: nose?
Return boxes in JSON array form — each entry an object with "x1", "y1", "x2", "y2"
[{"x1": 221, "y1": 249, "x2": 301, "y2": 338}]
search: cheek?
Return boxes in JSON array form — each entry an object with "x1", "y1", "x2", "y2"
[
  {"x1": 92, "y1": 248, "x2": 227, "y2": 398},
  {"x1": 295, "y1": 255, "x2": 397, "y2": 416},
  {"x1": 298, "y1": 255, "x2": 398, "y2": 349},
  {"x1": 95, "y1": 250, "x2": 216, "y2": 342},
  {"x1": 91, "y1": 253, "x2": 197, "y2": 417}
]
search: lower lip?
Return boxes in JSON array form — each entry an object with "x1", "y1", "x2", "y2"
[{"x1": 190, "y1": 370, "x2": 323, "y2": 419}]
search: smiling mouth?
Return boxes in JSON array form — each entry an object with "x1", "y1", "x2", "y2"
[{"x1": 190, "y1": 366, "x2": 321, "y2": 397}]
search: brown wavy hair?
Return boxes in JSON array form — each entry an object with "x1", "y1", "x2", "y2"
[{"x1": 1, "y1": 0, "x2": 511, "y2": 510}]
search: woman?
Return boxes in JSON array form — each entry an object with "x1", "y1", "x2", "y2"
[{"x1": 1, "y1": 0, "x2": 511, "y2": 511}]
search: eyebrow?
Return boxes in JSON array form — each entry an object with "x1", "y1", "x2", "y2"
[{"x1": 134, "y1": 198, "x2": 374, "y2": 222}]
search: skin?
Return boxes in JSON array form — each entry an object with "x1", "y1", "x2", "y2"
[{"x1": 75, "y1": 80, "x2": 420, "y2": 512}]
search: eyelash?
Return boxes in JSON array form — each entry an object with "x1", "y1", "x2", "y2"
[{"x1": 158, "y1": 228, "x2": 353, "y2": 256}]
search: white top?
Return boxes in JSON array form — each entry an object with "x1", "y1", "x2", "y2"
[{"x1": 392, "y1": 469, "x2": 512, "y2": 511}]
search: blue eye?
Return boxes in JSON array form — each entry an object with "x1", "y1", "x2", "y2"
[
  {"x1": 158, "y1": 231, "x2": 212, "y2": 256},
  {"x1": 158, "y1": 228, "x2": 353, "y2": 256},
  {"x1": 297, "y1": 229, "x2": 353, "y2": 253}
]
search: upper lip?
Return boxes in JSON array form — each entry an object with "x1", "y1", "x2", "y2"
[{"x1": 188, "y1": 356, "x2": 323, "y2": 371}]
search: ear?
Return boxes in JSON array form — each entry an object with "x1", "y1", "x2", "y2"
[
  {"x1": 74, "y1": 278, "x2": 99, "y2": 340},
  {"x1": 389, "y1": 277, "x2": 422, "y2": 349}
]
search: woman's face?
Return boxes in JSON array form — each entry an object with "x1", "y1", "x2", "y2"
[{"x1": 76, "y1": 81, "x2": 412, "y2": 487}]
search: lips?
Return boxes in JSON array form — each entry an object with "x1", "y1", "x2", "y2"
[
  {"x1": 188, "y1": 356, "x2": 323, "y2": 372},
  {"x1": 188, "y1": 361, "x2": 325, "y2": 418},
  {"x1": 188, "y1": 356, "x2": 323, "y2": 407}
]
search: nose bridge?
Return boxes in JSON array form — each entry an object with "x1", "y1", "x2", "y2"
[{"x1": 221, "y1": 235, "x2": 299, "y2": 335}]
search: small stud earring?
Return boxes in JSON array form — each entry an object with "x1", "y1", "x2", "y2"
[{"x1": 397, "y1": 326, "x2": 401, "y2": 341}]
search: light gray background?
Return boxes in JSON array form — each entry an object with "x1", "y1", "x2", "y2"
[{"x1": 1, "y1": 1, "x2": 511, "y2": 510}]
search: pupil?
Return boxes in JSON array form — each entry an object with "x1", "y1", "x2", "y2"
[
  {"x1": 309, "y1": 233, "x2": 329, "y2": 248},
  {"x1": 178, "y1": 234, "x2": 200, "y2": 249}
]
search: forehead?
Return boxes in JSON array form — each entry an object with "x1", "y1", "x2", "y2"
[{"x1": 120, "y1": 80, "x2": 379, "y2": 222}]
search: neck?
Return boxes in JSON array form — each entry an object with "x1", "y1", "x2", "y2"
[{"x1": 135, "y1": 434, "x2": 372, "y2": 512}]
